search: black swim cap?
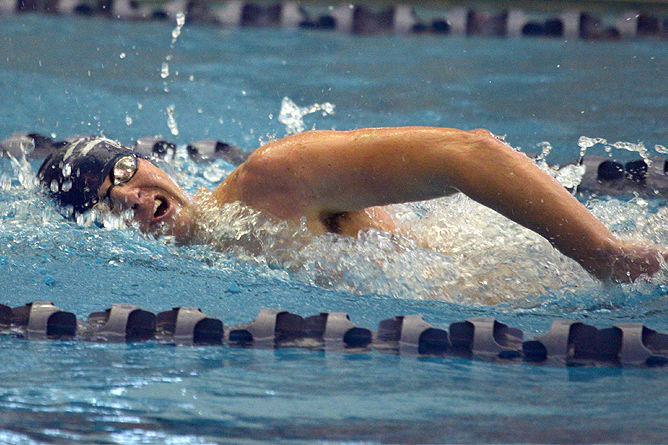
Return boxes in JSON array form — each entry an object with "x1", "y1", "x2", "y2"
[{"x1": 37, "y1": 137, "x2": 140, "y2": 217}]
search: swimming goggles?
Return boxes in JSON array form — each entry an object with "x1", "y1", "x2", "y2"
[{"x1": 103, "y1": 154, "x2": 138, "y2": 203}]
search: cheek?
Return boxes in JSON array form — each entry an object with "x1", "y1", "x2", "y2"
[{"x1": 173, "y1": 210, "x2": 194, "y2": 239}]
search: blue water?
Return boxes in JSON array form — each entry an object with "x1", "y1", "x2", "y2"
[{"x1": 0, "y1": 14, "x2": 667, "y2": 444}]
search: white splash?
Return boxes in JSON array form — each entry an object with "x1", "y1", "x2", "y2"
[
  {"x1": 577, "y1": 136, "x2": 607, "y2": 158},
  {"x1": 166, "y1": 105, "x2": 179, "y2": 136},
  {"x1": 554, "y1": 163, "x2": 585, "y2": 189},
  {"x1": 578, "y1": 136, "x2": 652, "y2": 162},
  {"x1": 161, "y1": 12, "x2": 186, "y2": 135},
  {"x1": 278, "y1": 97, "x2": 335, "y2": 135},
  {"x1": 172, "y1": 12, "x2": 186, "y2": 44},
  {"x1": 160, "y1": 62, "x2": 170, "y2": 79}
]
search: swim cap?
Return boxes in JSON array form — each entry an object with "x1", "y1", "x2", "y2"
[{"x1": 37, "y1": 137, "x2": 141, "y2": 217}]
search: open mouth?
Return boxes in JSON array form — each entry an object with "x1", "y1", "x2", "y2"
[{"x1": 152, "y1": 196, "x2": 170, "y2": 220}]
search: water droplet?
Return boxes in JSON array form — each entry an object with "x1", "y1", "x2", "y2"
[
  {"x1": 125, "y1": 115, "x2": 133, "y2": 126},
  {"x1": 278, "y1": 97, "x2": 336, "y2": 135},
  {"x1": 167, "y1": 105, "x2": 179, "y2": 136},
  {"x1": 160, "y1": 62, "x2": 169, "y2": 79},
  {"x1": 62, "y1": 163, "x2": 71, "y2": 177},
  {"x1": 176, "y1": 11, "x2": 185, "y2": 26},
  {"x1": 50, "y1": 179, "x2": 59, "y2": 192},
  {"x1": 61, "y1": 180, "x2": 72, "y2": 192},
  {"x1": 119, "y1": 52, "x2": 126, "y2": 59},
  {"x1": 19, "y1": 138, "x2": 35, "y2": 155}
]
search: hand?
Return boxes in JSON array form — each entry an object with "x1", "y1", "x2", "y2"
[{"x1": 607, "y1": 240, "x2": 667, "y2": 283}]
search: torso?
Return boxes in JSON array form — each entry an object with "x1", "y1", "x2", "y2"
[
  {"x1": 212, "y1": 162, "x2": 398, "y2": 238},
  {"x1": 316, "y1": 206, "x2": 397, "y2": 237}
]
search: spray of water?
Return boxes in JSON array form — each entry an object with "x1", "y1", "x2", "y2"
[
  {"x1": 161, "y1": 11, "x2": 187, "y2": 137},
  {"x1": 1, "y1": 132, "x2": 665, "y2": 307},
  {"x1": 278, "y1": 97, "x2": 335, "y2": 135},
  {"x1": 179, "y1": 133, "x2": 667, "y2": 304}
]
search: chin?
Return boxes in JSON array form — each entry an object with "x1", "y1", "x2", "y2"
[{"x1": 145, "y1": 213, "x2": 194, "y2": 244}]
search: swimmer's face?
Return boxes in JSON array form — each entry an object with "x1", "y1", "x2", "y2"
[{"x1": 98, "y1": 159, "x2": 194, "y2": 241}]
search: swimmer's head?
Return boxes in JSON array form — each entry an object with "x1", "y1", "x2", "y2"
[
  {"x1": 38, "y1": 137, "x2": 138, "y2": 215},
  {"x1": 38, "y1": 137, "x2": 195, "y2": 241}
]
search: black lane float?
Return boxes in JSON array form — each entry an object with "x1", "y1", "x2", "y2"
[
  {"x1": 1, "y1": 301, "x2": 667, "y2": 369},
  {"x1": 1, "y1": 0, "x2": 666, "y2": 40}
]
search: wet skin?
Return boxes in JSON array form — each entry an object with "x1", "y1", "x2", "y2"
[
  {"x1": 98, "y1": 158, "x2": 195, "y2": 241},
  {"x1": 94, "y1": 127, "x2": 667, "y2": 283}
]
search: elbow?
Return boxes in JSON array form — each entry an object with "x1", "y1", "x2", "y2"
[
  {"x1": 466, "y1": 128, "x2": 525, "y2": 162},
  {"x1": 468, "y1": 128, "x2": 507, "y2": 149}
]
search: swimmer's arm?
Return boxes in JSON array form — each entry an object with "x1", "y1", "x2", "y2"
[{"x1": 219, "y1": 127, "x2": 665, "y2": 281}]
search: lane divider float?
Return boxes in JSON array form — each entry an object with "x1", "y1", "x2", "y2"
[
  {"x1": 2, "y1": 301, "x2": 667, "y2": 368},
  {"x1": 0, "y1": 1, "x2": 666, "y2": 40}
]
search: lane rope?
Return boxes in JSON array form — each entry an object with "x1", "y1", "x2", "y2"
[
  {"x1": 3, "y1": 302, "x2": 667, "y2": 368},
  {"x1": 1, "y1": 1, "x2": 666, "y2": 40}
]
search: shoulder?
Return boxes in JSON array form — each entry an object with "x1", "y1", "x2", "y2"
[{"x1": 210, "y1": 132, "x2": 335, "y2": 218}]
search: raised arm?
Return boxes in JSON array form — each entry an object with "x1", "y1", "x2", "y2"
[{"x1": 216, "y1": 126, "x2": 666, "y2": 281}]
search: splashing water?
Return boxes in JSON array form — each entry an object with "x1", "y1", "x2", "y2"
[
  {"x1": 3, "y1": 133, "x2": 665, "y2": 307},
  {"x1": 172, "y1": 12, "x2": 186, "y2": 44},
  {"x1": 178, "y1": 133, "x2": 666, "y2": 304},
  {"x1": 578, "y1": 136, "x2": 652, "y2": 162},
  {"x1": 160, "y1": 62, "x2": 169, "y2": 80},
  {"x1": 278, "y1": 97, "x2": 335, "y2": 135},
  {"x1": 3, "y1": 139, "x2": 37, "y2": 190},
  {"x1": 185, "y1": 188, "x2": 666, "y2": 305},
  {"x1": 161, "y1": 12, "x2": 186, "y2": 134},
  {"x1": 166, "y1": 104, "x2": 179, "y2": 136}
]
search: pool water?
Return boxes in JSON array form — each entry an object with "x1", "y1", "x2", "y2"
[{"x1": 0, "y1": 14, "x2": 667, "y2": 444}]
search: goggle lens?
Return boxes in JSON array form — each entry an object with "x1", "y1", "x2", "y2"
[{"x1": 112, "y1": 155, "x2": 137, "y2": 186}]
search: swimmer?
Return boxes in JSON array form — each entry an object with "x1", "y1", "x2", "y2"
[{"x1": 37, "y1": 127, "x2": 667, "y2": 283}]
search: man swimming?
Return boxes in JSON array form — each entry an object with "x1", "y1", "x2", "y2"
[{"x1": 37, "y1": 126, "x2": 667, "y2": 283}]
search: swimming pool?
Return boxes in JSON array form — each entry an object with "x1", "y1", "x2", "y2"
[{"x1": 1, "y1": 13, "x2": 667, "y2": 444}]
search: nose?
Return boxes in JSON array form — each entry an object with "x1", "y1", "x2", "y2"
[{"x1": 109, "y1": 185, "x2": 143, "y2": 211}]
